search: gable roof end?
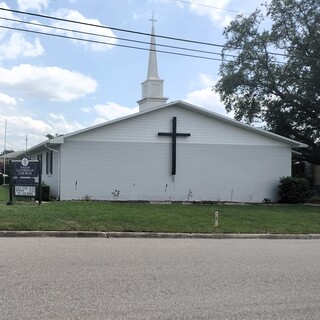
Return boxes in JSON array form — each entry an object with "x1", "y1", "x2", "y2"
[
  {"x1": 169, "y1": 100, "x2": 307, "y2": 148},
  {"x1": 24, "y1": 100, "x2": 307, "y2": 153}
]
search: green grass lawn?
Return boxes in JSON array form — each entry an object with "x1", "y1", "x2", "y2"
[
  {"x1": 1, "y1": 201, "x2": 205, "y2": 232},
  {"x1": 0, "y1": 184, "x2": 319, "y2": 234},
  {"x1": 0, "y1": 185, "x2": 9, "y2": 201}
]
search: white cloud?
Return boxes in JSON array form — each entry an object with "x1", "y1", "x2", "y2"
[
  {"x1": 0, "y1": 112, "x2": 85, "y2": 150},
  {"x1": 147, "y1": 0, "x2": 170, "y2": 3},
  {"x1": 92, "y1": 117, "x2": 107, "y2": 126},
  {"x1": 149, "y1": 0, "x2": 232, "y2": 26},
  {"x1": 132, "y1": 12, "x2": 139, "y2": 20},
  {"x1": 0, "y1": 92, "x2": 17, "y2": 107},
  {"x1": 0, "y1": 3, "x2": 45, "y2": 60},
  {"x1": 48, "y1": 113, "x2": 83, "y2": 134},
  {"x1": 17, "y1": 0, "x2": 49, "y2": 12},
  {"x1": 94, "y1": 102, "x2": 138, "y2": 122},
  {"x1": 187, "y1": 0, "x2": 232, "y2": 26},
  {"x1": 21, "y1": 8, "x2": 117, "y2": 53},
  {"x1": 0, "y1": 64, "x2": 97, "y2": 101},
  {"x1": 81, "y1": 107, "x2": 92, "y2": 113},
  {"x1": 0, "y1": 2, "x2": 15, "y2": 19},
  {"x1": 51, "y1": 9, "x2": 117, "y2": 52},
  {"x1": 0, "y1": 113, "x2": 53, "y2": 150},
  {"x1": 198, "y1": 73, "x2": 215, "y2": 87},
  {"x1": 184, "y1": 73, "x2": 231, "y2": 116},
  {"x1": 0, "y1": 33, "x2": 44, "y2": 60}
]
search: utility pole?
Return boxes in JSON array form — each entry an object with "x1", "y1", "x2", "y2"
[{"x1": 3, "y1": 119, "x2": 7, "y2": 185}]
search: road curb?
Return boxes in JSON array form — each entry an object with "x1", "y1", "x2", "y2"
[{"x1": 0, "y1": 231, "x2": 319, "y2": 239}]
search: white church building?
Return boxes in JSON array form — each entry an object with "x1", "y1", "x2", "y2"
[{"x1": 25, "y1": 23, "x2": 306, "y2": 203}]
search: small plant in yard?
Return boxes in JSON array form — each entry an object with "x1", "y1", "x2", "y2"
[
  {"x1": 112, "y1": 190, "x2": 120, "y2": 200},
  {"x1": 82, "y1": 195, "x2": 92, "y2": 201},
  {"x1": 187, "y1": 189, "x2": 193, "y2": 202},
  {"x1": 279, "y1": 176, "x2": 313, "y2": 203}
]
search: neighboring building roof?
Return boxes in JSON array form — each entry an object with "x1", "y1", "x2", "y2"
[
  {"x1": 25, "y1": 100, "x2": 307, "y2": 154},
  {"x1": 0, "y1": 150, "x2": 26, "y2": 160}
]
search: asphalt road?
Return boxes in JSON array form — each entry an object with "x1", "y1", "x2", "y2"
[{"x1": 0, "y1": 238, "x2": 319, "y2": 320}]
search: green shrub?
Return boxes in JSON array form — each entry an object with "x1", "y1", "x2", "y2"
[
  {"x1": 279, "y1": 176, "x2": 313, "y2": 203},
  {"x1": 42, "y1": 185, "x2": 50, "y2": 201},
  {"x1": 36, "y1": 184, "x2": 50, "y2": 201}
]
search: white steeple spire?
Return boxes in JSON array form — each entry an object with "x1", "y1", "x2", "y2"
[
  {"x1": 147, "y1": 14, "x2": 159, "y2": 80},
  {"x1": 138, "y1": 14, "x2": 168, "y2": 112}
]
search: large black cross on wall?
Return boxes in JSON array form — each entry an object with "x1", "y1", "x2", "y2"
[{"x1": 158, "y1": 116, "x2": 191, "y2": 175}]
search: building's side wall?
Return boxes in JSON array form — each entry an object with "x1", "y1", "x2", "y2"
[
  {"x1": 59, "y1": 106, "x2": 292, "y2": 202},
  {"x1": 59, "y1": 140, "x2": 290, "y2": 202},
  {"x1": 29, "y1": 147, "x2": 60, "y2": 199},
  {"x1": 45, "y1": 149, "x2": 60, "y2": 199}
]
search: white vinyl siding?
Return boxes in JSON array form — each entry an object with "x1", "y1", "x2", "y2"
[
  {"x1": 26, "y1": 103, "x2": 297, "y2": 202},
  {"x1": 54, "y1": 105, "x2": 294, "y2": 202},
  {"x1": 59, "y1": 140, "x2": 290, "y2": 202},
  {"x1": 68, "y1": 106, "x2": 288, "y2": 147}
]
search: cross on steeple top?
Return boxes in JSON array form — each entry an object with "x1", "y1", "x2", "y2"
[{"x1": 149, "y1": 12, "x2": 157, "y2": 25}]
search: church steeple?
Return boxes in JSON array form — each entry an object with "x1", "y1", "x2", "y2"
[
  {"x1": 147, "y1": 20, "x2": 159, "y2": 80},
  {"x1": 138, "y1": 15, "x2": 168, "y2": 112}
]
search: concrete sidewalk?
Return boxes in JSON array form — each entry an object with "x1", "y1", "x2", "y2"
[{"x1": 0, "y1": 230, "x2": 320, "y2": 239}]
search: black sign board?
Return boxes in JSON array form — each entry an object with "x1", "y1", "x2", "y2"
[
  {"x1": 13, "y1": 160, "x2": 39, "y2": 177},
  {"x1": 9, "y1": 158, "x2": 42, "y2": 205},
  {"x1": 14, "y1": 178, "x2": 36, "y2": 185}
]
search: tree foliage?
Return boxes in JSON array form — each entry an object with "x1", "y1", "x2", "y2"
[
  {"x1": 46, "y1": 133, "x2": 63, "y2": 140},
  {"x1": 215, "y1": 0, "x2": 320, "y2": 163},
  {"x1": 0, "y1": 149, "x2": 14, "y2": 156}
]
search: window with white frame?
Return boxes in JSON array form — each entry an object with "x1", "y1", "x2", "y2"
[{"x1": 46, "y1": 151, "x2": 53, "y2": 175}]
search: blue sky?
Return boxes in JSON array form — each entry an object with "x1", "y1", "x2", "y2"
[{"x1": 0, "y1": 0, "x2": 267, "y2": 151}]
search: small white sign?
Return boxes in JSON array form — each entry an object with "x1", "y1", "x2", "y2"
[{"x1": 15, "y1": 185, "x2": 36, "y2": 197}]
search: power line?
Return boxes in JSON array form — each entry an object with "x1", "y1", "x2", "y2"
[
  {"x1": 0, "y1": 7, "x2": 227, "y2": 49},
  {"x1": 1, "y1": 140, "x2": 24, "y2": 151},
  {"x1": 0, "y1": 7, "x2": 299, "y2": 61},
  {"x1": 0, "y1": 16, "x2": 237, "y2": 59},
  {"x1": 174, "y1": 0, "x2": 250, "y2": 15},
  {"x1": 0, "y1": 25, "x2": 228, "y2": 62}
]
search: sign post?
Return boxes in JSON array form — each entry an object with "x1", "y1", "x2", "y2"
[{"x1": 215, "y1": 211, "x2": 219, "y2": 227}]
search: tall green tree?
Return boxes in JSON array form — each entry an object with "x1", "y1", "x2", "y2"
[
  {"x1": 0, "y1": 150, "x2": 14, "y2": 156},
  {"x1": 45, "y1": 133, "x2": 63, "y2": 140},
  {"x1": 215, "y1": 0, "x2": 320, "y2": 163}
]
